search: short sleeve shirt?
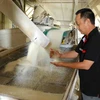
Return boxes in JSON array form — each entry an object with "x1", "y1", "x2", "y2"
[{"x1": 75, "y1": 27, "x2": 100, "y2": 96}]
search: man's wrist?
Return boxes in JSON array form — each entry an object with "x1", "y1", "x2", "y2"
[{"x1": 59, "y1": 53, "x2": 62, "y2": 58}]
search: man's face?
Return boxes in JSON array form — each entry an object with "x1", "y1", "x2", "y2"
[{"x1": 75, "y1": 13, "x2": 88, "y2": 34}]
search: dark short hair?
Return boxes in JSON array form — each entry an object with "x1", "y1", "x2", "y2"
[{"x1": 76, "y1": 8, "x2": 95, "y2": 25}]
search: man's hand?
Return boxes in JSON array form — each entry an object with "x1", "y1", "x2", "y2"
[
  {"x1": 50, "y1": 48, "x2": 61, "y2": 58},
  {"x1": 51, "y1": 61, "x2": 63, "y2": 67}
]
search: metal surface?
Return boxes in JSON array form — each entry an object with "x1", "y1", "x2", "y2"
[{"x1": 0, "y1": 44, "x2": 77, "y2": 100}]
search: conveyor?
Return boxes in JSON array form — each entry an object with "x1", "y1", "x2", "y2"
[{"x1": 0, "y1": 44, "x2": 78, "y2": 100}]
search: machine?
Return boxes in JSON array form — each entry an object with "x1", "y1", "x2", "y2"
[{"x1": 0, "y1": 0, "x2": 78, "y2": 100}]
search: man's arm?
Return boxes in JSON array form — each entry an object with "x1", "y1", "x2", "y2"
[
  {"x1": 60, "y1": 50, "x2": 78, "y2": 59},
  {"x1": 50, "y1": 49, "x2": 78, "y2": 59},
  {"x1": 51, "y1": 59, "x2": 94, "y2": 70}
]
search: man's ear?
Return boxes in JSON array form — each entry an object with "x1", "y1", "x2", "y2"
[{"x1": 86, "y1": 18, "x2": 91, "y2": 24}]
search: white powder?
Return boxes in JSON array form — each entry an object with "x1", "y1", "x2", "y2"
[
  {"x1": 11, "y1": 42, "x2": 52, "y2": 88},
  {"x1": 9, "y1": 42, "x2": 70, "y2": 94},
  {"x1": 26, "y1": 42, "x2": 39, "y2": 66}
]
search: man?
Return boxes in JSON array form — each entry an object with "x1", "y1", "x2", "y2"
[{"x1": 50, "y1": 8, "x2": 100, "y2": 100}]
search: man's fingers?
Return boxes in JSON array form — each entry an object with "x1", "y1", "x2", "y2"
[
  {"x1": 50, "y1": 48, "x2": 55, "y2": 58},
  {"x1": 50, "y1": 62, "x2": 57, "y2": 65}
]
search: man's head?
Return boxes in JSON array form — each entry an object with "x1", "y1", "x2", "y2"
[{"x1": 75, "y1": 8, "x2": 95, "y2": 35}]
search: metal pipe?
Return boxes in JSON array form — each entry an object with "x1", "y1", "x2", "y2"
[
  {"x1": 0, "y1": 0, "x2": 50, "y2": 47},
  {"x1": 35, "y1": 1, "x2": 87, "y2": 3}
]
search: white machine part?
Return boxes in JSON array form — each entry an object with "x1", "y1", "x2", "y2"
[{"x1": 0, "y1": 0, "x2": 50, "y2": 47}]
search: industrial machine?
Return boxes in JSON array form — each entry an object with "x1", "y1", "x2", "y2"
[
  {"x1": 0, "y1": 0, "x2": 78, "y2": 100},
  {"x1": 0, "y1": 28, "x2": 78, "y2": 100},
  {"x1": 0, "y1": 0, "x2": 50, "y2": 47}
]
